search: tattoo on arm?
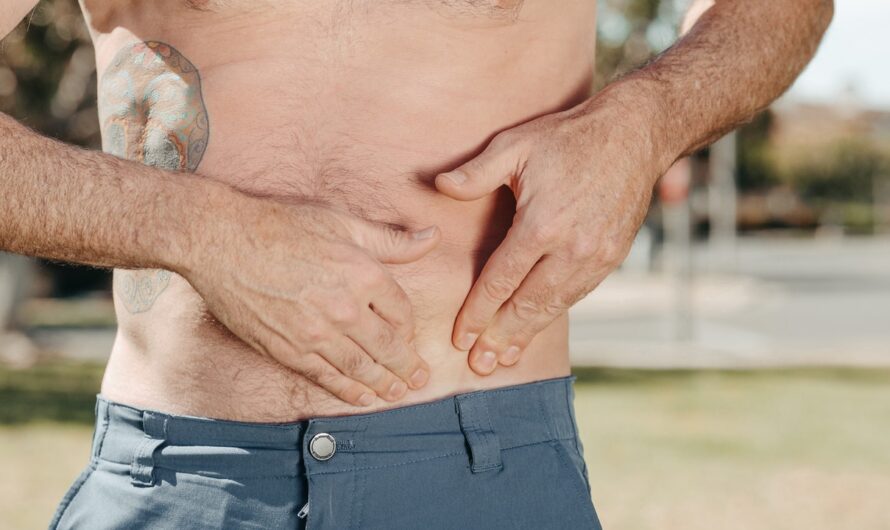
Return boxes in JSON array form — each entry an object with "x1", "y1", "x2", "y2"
[{"x1": 98, "y1": 41, "x2": 209, "y2": 313}]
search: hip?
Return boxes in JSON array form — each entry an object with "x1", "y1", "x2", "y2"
[{"x1": 102, "y1": 310, "x2": 571, "y2": 422}]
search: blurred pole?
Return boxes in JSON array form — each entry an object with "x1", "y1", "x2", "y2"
[
  {"x1": 0, "y1": 253, "x2": 32, "y2": 331},
  {"x1": 708, "y1": 132, "x2": 738, "y2": 272},
  {"x1": 659, "y1": 159, "x2": 694, "y2": 342},
  {"x1": 0, "y1": 253, "x2": 38, "y2": 367}
]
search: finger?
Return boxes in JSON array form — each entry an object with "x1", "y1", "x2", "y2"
[
  {"x1": 294, "y1": 352, "x2": 378, "y2": 407},
  {"x1": 435, "y1": 130, "x2": 526, "y2": 201},
  {"x1": 318, "y1": 334, "x2": 409, "y2": 402},
  {"x1": 366, "y1": 268, "x2": 417, "y2": 344},
  {"x1": 351, "y1": 219, "x2": 441, "y2": 264},
  {"x1": 451, "y1": 221, "x2": 542, "y2": 352},
  {"x1": 468, "y1": 254, "x2": 577, "y2": 375},
  {"x1": 348, "y1": 308, "x2": 430, "y2": 393}
]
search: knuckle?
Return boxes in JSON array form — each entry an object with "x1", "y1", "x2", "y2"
[
  {"x1": 482, "y1": 276, "x2": 516, "y2": 301},
  {"x1": 529, "y1": 223, "x2": 557, "y2": 246},
  {"x1": 490, "y1": 129, "x2": 518, "y2": 151},
  {"x1": 299, "y1": 319, "x2": 329, "y2": 346},
  {"x1": 339, "y1": 349, "x2": 372, "y2": 376},
  {"x1": 510, "y1": 296, "x2": 541, "y2": 321},
  {"x1": 363, "y1": 266, "x2": 388, "y2": 289},
  {"x1": 565, "y1": 283, "x2": 591, "y2": 306},
  {"x1": 542, "y1": 297, "x2": 567, "y2": 317},
  {"x1": 598, "y1": 238, "x2": 627, "y2": 268},
  {"x1": 383, "y1": 226, "x2": 407, "y2": 250},
  {"x1": 349, "y1": 259, "x2": 385, "y2": 290},
  {"x1": 498, "y1": 251, "x2": 526, "y2": 278},
  {"x1": 568, "y1": 237, "x2": 597, "y2": 261},
  {"x1": 327, "y1": 300, "x2": 361, "y2": 327},
  {"x1": 373, "y1": 325, "x2": 397, "y2": 352},
  {"x1": 386, "y1": 287, "x2": 414, "y2": 324},
  {"x1": 297, "y1": 355, "x2": 329, "y2": 383},
  {"x1": 378, "y1": 342, "x2": 415, "y2": 372}
]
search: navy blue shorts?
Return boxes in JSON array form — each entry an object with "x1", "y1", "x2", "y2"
[{"x1": 50, "y1": 376, "x2": 601, "y2": 529}]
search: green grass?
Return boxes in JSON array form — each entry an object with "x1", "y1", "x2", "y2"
[
  {"x1": 0, "y1": 361, "x2": 103, "y2": 425},
  {"x1": 574, "y1": 368, "x2": 890, "y2": 530},
  {"x1": 2, "y1": 363, "x2": 890, "y2": 529}
]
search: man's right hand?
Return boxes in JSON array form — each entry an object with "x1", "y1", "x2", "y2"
[{"x1": 183, "y1": 196, "x2": 440, "y2": 407}]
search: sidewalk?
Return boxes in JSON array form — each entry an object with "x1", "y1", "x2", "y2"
[{"x1": 569, "y1": 236, "x2": 890, "y2": 368}]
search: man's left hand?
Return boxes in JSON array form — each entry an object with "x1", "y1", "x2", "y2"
[{"x1": 435, "y1": 95, "x2": 667, "y2": 375}]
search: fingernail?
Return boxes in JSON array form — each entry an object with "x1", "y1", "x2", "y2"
[
  {"x1": 457, "y1": 333, "x2": 478, "y2": 351},
  {"x1": 413, "y1": 226, "x2": 437, "y2": 240},
  {"x1": 410, "y1": 368, "x2": 429, "y2": 388},
  {"x1": 477, "y1": 350, "x2": 497, "y2": 373},
  {"x1": 358, "y1": 393, "x2": 375, "y2": 407},
  {"x1": 502, "y1": 346, "x2": 521, "y2": 365},
  {"x1": 388, "y1": 380, "x2": 408, "y2": 399},
  {"x1": 441, "y1": 171, "x2": 467, "y2": 186}
]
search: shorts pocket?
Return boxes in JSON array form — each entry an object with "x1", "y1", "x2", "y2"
[
  {"x1": 48, "y1": 461, "x2": 97, "y2": 530},
  {"x1": 550, "y1": 440, "x2": 601, "y2": 529}
]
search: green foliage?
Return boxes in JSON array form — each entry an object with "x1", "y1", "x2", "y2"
[
  {"x1": 596, "y1": 0, "x2": 674, "y2": 87},
  {"x1": 785, "y1": 139, "x2": 890, "y2": 203},
  {"x1": 736, "y1": 111, "x2": 780, "y2": 191},
  {"x1": 0, "y1": 0, "x2": 99, "y2": 147},
  {"x1": 0, "y1": 361, "x2": 104, "y2": 425}
]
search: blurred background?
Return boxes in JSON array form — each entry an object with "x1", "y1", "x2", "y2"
[{"x1": 1, "y1": 0, "x2": 888, "y2": 529}]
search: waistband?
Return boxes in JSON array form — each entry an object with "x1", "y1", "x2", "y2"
[{"x1": 90, "y1": 376, "x2": 579, "y2": 486}]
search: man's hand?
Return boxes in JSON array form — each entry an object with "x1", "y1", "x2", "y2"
[
  {"x1": 2, "y1": 104, "x2": 438, "y2": 407},
  {"x1": 435, "y1": 98, "x2": 663, "y2": 375},
  {"x1": 435, "y1": 0, "x2": 832, "y2": 375},
  {"x1": 183, "y1": 196, "x2": 440, "y2": 406}
]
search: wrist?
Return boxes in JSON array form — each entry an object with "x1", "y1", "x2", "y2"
[
  {"x1": 160, "y1": 176, "x2": 244, "y2": 280},
  {"x1": 572, "y1": 76, "x2": 678, "y2": 182}
]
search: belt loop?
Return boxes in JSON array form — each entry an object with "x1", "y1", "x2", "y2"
[
  {"x1": 455, "y1": 393, "x2": 502, "y2": 474},
  {"x1": 130, "y1": 411, "x2": 168, "y2": 487}
]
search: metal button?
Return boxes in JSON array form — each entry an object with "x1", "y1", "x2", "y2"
[{"x1": 309, "y1": 433, "x2": 336, "y2": 461}]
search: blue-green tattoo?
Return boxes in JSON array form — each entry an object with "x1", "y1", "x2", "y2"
[{"x1": 99, "y1": 41, "x2": 209, "y2": 314}]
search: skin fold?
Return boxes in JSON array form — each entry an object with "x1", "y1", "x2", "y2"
[{"x1": 0, "y1": 0, "x2": 832, "y2": 421}]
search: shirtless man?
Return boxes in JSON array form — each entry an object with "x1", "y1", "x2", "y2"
[{"x1": 1, "y1": 1, "x2": 831, "y2": 528}]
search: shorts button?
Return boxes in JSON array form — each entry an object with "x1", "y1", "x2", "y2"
[{"x1": 309, "y1": 433, "x2": 336, "y2": 461}]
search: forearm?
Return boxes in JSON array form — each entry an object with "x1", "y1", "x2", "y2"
[
  {"x1": 588, "y1": 0, "x2": 833, "y2": 168},
  {"x1": 0, "y1": 112, "x2": 228, "y2": 274}
]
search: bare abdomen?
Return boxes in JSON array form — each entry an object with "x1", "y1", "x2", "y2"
[{"x1": 95, "y1": 2, "x2": 592, "y2": 420}]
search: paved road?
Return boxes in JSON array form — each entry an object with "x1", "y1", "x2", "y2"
[{"x1": 569, "y1": 235, "x2": 890, "y2": 367}]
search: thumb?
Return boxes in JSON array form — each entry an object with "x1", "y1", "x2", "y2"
[
  {"x1": 354, "y1": 221, "x2": 441, "y2": 264},
  {"x1": 435, "y1": 133, "x2": 524, "y2": 201}
]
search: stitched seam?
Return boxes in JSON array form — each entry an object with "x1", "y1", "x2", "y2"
[
  {"x1": 48, "y1": 461, "x2": 97, "y2": 530},
  {"x1": 537, "y1": 391, "x2": 553, "y2": 440},
  {"x1": 551, "y1": 441, "x2": 598, "y2": 528},
  {"x1": 130, "y1": 436, "x2": 153, "y2": 482},
  {"x1": 500, "y1": 436, "x2": 576, "y2": 452},
  {"x1": 481, "y1": 397, "x2": 501, "y2": 470},
  {"x1": 93, "y1": 401, "x2": 110, "y2": 460},
  {"x1": 463, "y1": 398, "x2": 479, "y2": 469},
  {"x1": 564, "y1": 379, "x2": 582, "y2": 455},
  {"x1": 309, "y1": 450, "x2": 465, "y2": 476},
  {"x1": 153, "y1": 467, "x2": 300, "y2": 480}
]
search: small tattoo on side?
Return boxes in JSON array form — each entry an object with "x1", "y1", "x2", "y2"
[{"x1": 115, "y1": 269, "x2": 174, "y2": 314}]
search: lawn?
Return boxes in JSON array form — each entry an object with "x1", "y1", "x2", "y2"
[{"x1": 2, "y1": 363, "x2": 889, "y2": 530}]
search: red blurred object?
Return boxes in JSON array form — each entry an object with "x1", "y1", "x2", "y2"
[{"x1": 657, "y1": 158, "x2": 692, "y2": 204}]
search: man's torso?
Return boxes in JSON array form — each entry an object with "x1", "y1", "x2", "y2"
[{"x1": 83, "y1": 0, "x2": 598, "y2": 421}]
